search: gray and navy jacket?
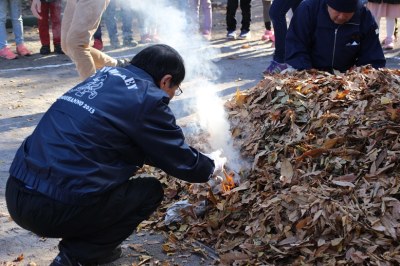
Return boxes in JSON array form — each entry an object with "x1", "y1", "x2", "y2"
[
  {"x1": 9, "y1": 65, "x2": 214, "y2": 204},
  {"x1": 285, "y1": 0, "x2": 386, "y2": 72}
]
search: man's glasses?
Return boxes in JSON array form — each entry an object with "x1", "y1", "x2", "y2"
[{"x1": 175, "y1": 86, "x2": 183, "y2": 96}]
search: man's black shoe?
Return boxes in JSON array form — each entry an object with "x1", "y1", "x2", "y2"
[
  {"x1": 50, "y1": 246, "x2": 122, "y2": 266},
  {"x1": 54, "y1": 44, "x2": 64, "y2": 54},
  {"x1": 40, "y1": 45, "x2": 51, "y2": 55},
  {"x1": 123, "y1": 39, "x2": 138, "y2": 47},
  {"x1": 49, "y1": 250, "x2": 82, "y2": 266},
  {"x1": 94, "y1": 246, "x2": 122, "y2": 264}
]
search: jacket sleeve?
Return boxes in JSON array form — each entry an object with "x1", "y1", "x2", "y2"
[
  {"x1": 356, "y1": 10, "x2": 386, "y2": 68},
  {"x1": 285, "y1": 1, "x2": 314, "y2": 70},
  {"x1": 133, "y1": 98, "x2": 215, "y2": 183}
]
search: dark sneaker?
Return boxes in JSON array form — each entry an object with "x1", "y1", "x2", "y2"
[
  {"x1": 94, "y1": 246, "x2": 122, "y2": 264},
  {"x1": 50, "y1": 250, "x2": 82, "y2": 266},
  {"x1": 116, "y1": 57, "x2": 131, "y2": 67},
  {"x1": 50, "y1": 246, "x2": 122, "y2": 266},
  {"x1": 226, "y1": 31, "x2": 237, "y2": 40},
  {"x1": 110, "y1": 38, "x2": 121, "y2": 49},
  {"x1": 40, "y1": 45, "x2": 51, "y2": 55},
  {"x1": 123, "y1": 39, "x2": 138, "y2": 47},
  {"x1": 238, "y1": 30, "x2": 251, "y2": 40},
  {"x1": 263, "y1": 60, "x2": 288, "y2": 75},
  {"x1": 54, "y1": 44, "x2": 64, "y2": 54}
]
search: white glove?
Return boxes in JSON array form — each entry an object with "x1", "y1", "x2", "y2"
[{"x1": 206, "y1": 150, "x2": 227, "y2": 176}]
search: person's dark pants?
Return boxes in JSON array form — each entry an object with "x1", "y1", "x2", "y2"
[
  {"x1": 6, "y1": 176, "x2": 164, "y2": 263},
  {"x1": 269, "y1": 0, "x2": 301, "y2": 63},
  {"x1": 226, "y1": 0, "x2": 252, "y2": 32}
]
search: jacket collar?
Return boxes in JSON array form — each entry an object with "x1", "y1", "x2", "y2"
[{"x1": 124, "y1": 65, "x2": 155, "y2": 83}]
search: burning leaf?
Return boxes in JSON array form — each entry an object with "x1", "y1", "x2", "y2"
[
  {"x1": 235, "y1": 88, "x2": 246, "y2": 107},
  {"x1": 221, "y1": 170, "x2": 236, "y2": 193}
]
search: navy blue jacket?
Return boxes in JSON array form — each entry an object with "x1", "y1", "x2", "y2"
[
  {"x1": 9, "y1": 65, "x2": 214, "y2": 204},
  {"x1": 285, "y1": 0, "x2": 386, "y2": 72}
]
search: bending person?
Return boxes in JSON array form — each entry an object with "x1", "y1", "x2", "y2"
[
  {"x1": 6, "y1": 44, "x2": 225, "y2": 265},
  {"x1": 285, "y1": 0, "x2": 385, "y2": 73}
]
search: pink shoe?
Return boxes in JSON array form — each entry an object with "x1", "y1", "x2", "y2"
[
  {"x1": 150, "y1": 34, "x2": 160, "y2": 43},
  {"x1": 16, "y1": 43, "x2": 32, "y2": 56},
  {"x1": 268, "y1": 30, "x2": 275, "y2": 43},
  {"x1": 202, "y1": 30, "x2": 212, "y2": 41},
  {"x1": 140, "y1": 34, "x2": 152, "y2": 44},
  {"x1": 382, "y1": 36, "x2": 394, "y2": 50},
  {"x1": 0, "y1": 46, "x2": 17, "y2": 59},
  {"x1": 261, "y1": 30, "x2": 269, "y2": 41},
  {"x1": 261, "y1": 30, "x2": 275, "y2": 42}
]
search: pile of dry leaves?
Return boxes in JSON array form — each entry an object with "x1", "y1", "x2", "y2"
[{"x1": 144, "y1": 66, "x2": 400, "y2": 265}]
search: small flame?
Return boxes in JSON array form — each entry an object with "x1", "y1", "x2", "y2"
[{"x1": 221, "y1": 169, "x2": 236, "y2": 192}]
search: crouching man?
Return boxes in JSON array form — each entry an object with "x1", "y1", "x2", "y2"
[
  {"x1": 285, "y1": 0, "x2": 386, "y2": 73},
  {"x1": 6, "y1": 44, "x2": 225, "y2": 265}
]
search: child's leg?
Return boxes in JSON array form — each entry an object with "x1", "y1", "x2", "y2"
[
  {"x1": 386, "y1": 17, "x2": 396, "y2": 39},
  {"x1": 38, "y1": 2, "x2": 50, "y2": 46},
  {"x1": 383, "y1": 17, "x2": 395, "y2": 49},
  {"x1": 262, "y1": 0, "x2": 272, "y2": 30},
  {"x1": 49, "y1": 0, "x2": 62, "y2": 46},
  {"x1": 201, "y1": 0, "x2": 212, "y2": 33},
  {"x1": 9, "y1": 0, "x2": 24, "y2": 45},
  {"x1": 0, "y1": 0, "x2": 9, "y2": 49},
  {"x1": 226, "y1": 0, "x2": 238, "y2": 32},
  {"x1": 239, "y1": 0, "x2": 251, "y2": 32},
  {"x1": 192, "y1": 0, "x2": 200, "y2": 25}
]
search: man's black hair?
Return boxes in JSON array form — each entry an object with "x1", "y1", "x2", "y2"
[{"x1": 130, "y1": 44, "x2": 185, "y2": 87}]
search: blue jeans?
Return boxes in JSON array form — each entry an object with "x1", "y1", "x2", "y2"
[
  {"x1": 0, "y1": 0, "x2": 24, "y2": 49},
  {"x1": 103, "y1": 0, "x2": 118, "y2": 43},
  {"x1": 269, "y1": 0, "x2": 301, "y2": 63},
  {"x1": 121, "y1": 7, "x2": 133, "y2": 42}
]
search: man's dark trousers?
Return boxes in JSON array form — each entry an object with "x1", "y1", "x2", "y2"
[{"x1": 6, "y1": 176, "x2": 164, "y2": 263}]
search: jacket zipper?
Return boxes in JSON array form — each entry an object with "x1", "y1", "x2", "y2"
[{"x1": 332, "y1": 27, "x2": 339, "y2": 70}]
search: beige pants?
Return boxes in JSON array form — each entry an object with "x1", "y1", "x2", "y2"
[{"x1": 61, "y1": 0, "x2": 117, "y2": 80}]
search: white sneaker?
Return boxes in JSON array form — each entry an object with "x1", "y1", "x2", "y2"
[
  {"x1": 226, "y1": 31, "x2": 237, "y2": 40},
  {"x1": 238, "y1": 30, "x2": 251, "y2": 40}
]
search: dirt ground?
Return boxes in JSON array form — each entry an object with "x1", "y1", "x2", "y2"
[{"x1": 1, "y1": 1, "x2": 400, "y2": 265}]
